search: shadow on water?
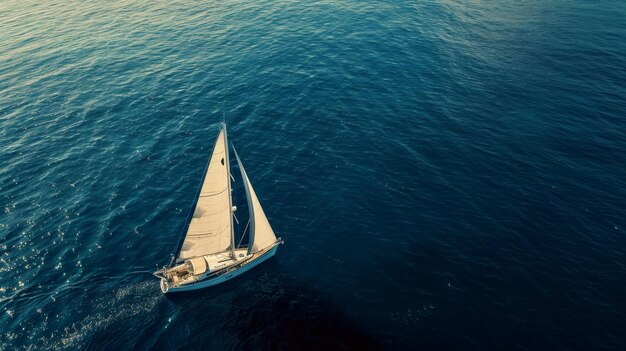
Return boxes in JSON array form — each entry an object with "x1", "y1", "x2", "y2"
[{"x1": 157, "y1": 261, "x2": 382, "y2": 351}]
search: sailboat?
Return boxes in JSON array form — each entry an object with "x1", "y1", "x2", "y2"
[{"x1": 154, "y1": 123, "x2": 283, "y2": 293}]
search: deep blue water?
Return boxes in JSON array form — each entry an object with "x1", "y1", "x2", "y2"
[{"x1": 2, "y1": 1, "x2": 626, "y2": 350}]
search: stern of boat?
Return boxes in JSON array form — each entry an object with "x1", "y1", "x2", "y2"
[{"x1": 160, "y1": 278, "x2": 169, "y2": 293}]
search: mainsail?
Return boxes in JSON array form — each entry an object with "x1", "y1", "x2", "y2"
[
  {"x1": 178, "y1": 126, "x2": 234, "y2": 260},
  {"x1": 233, "y1": 147, "x2": 277, "y2": 254}
]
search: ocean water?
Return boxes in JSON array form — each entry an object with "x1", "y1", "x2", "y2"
[{"x1": 1, "y1": 0, "x2": 626, "y2": 349}]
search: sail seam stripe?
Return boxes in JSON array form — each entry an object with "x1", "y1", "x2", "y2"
[{"x1": 198, "y1": 187, "x2": 228, "y2": 197}]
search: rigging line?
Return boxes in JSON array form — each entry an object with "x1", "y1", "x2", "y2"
[
  {"x1": 237, "y1": 219, "x2": 250, "y2": 248},
  {"x1": 233, "y1": 213, "x2": 240, "y2": 224}
]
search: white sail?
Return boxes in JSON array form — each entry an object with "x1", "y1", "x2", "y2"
[
  {"x1": 233, "y1": 148, "x2": 277, "y2": 254},
  {"x1": 178, "y1": 127, "x2": 233, "y2": 260}
]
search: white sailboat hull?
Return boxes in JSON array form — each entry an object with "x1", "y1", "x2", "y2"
[{"x1": 161, "y1": 245, "x2": 279, "y2": 293}]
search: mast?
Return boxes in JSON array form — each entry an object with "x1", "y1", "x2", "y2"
[{"x1": 223, "y1": 123, "x2": 236, "y2": 256}]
